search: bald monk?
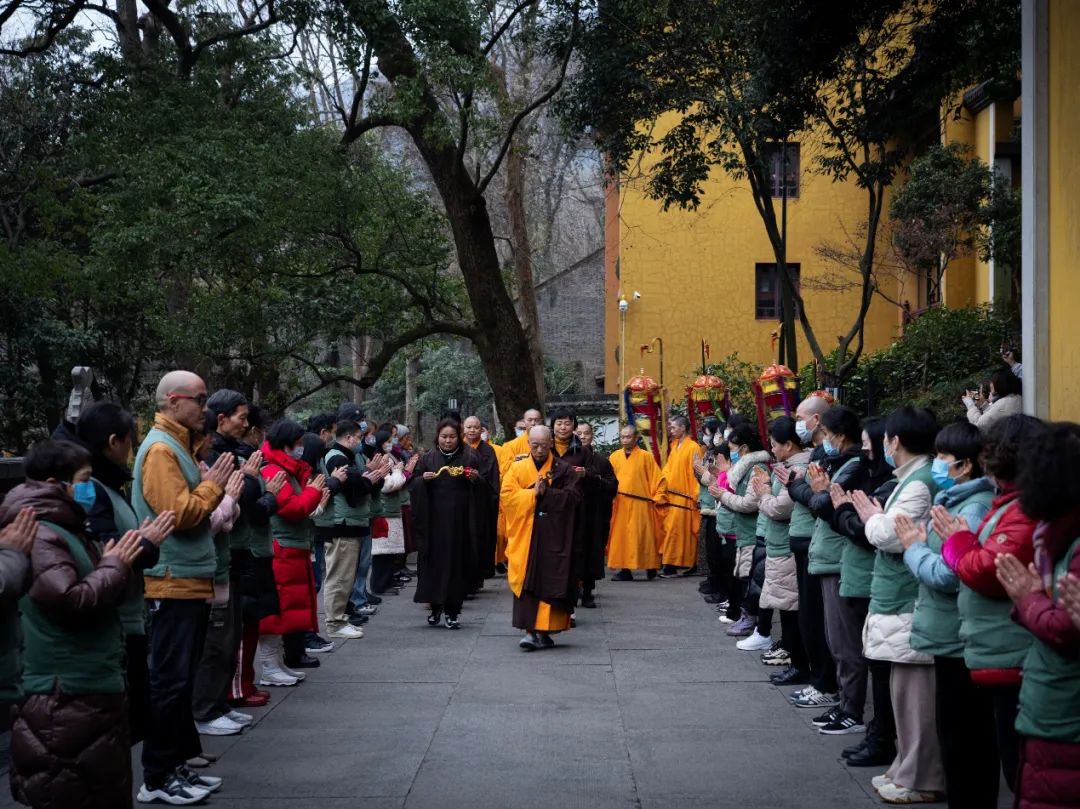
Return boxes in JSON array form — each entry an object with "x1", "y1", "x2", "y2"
[
  {"x1": 462, "y1": 415, "x2": 500, "y2": 582},
  {"x1": 659, "y1": 415, "x2": 702, "y2": 577},
  {"x1": 494, "y1": 409, "x2": 543, "y2": 572},
  {"x1": 608, "y1": 426, "x2": 667, "y2": 581},
  {"x1": 501, "y1": 426, "x2": 584, "y2": 651}
]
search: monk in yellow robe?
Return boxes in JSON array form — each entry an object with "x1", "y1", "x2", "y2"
[
  {"x1": 501, "y1": 425, "x2": 583, "y2": 652},
  {"x1": 608, "y1": 425, "x2": 667, "y2": 580},
  {"x1": 660, "y1": 415, "x2": 702, "y2": 575},
  {"x1": 494, "y1": 409, "x2": 543, "y2": 571}
]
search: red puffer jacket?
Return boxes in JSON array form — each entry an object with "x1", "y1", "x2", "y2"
[
  {"x1": 258, "y1": 443, "x2": 322, "y2": 636},
  {"x1": 942, "y1": 484, "x2": 1037, "y2": 686}
]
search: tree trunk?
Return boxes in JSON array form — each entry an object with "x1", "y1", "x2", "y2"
[
  {"x1": 404, "y1": 349, "x2": 420, "y2": 443},
  {"x1": 505, "y1": 143, "x2": 547, "y2": 404}
]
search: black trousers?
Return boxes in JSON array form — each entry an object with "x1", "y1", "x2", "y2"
[
  {"x1": 780, "y1": 609, "x2": 807, "y2": 669},
  {"x1": 191, "y1": 589, "x2": 242, "y2": 723},
  {"x1": 143, "y1": 599, "x2": 208, "y2": 786},
  {"x1": 993, "y1": 684, "x2": 1021, "y2": 793},
  {"x1": 934, "y1": 656, "x2": 1003, "y2": 809},
  {"x1": 125, "y1": 633, "x2": 150, "y2": 746},
  {"x1": 726, "y1": 577, "x2": 746, "y2": 621},
  {"x1": 283, "y1": 631, "x2": 307, "y2": 665},
  {"x1": 705, "y1": 522, "x2": 736, "y2": 602},
  {"x1": 371, "y1": 554, "x2": 399, "y2": 594},
  {"x1": 869, "y1": 659, "x2": 896, "y2": 741},
  {"x1": 793, "y1": 542, "x2": 838, "y2": 694}
]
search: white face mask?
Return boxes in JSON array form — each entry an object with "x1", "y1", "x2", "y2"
[
  {"x1": 515, "y1": 428, "x2": 525, "y2": 437},
  {"x1": 480, "y1": 430, "x2": 489, "y2": 442},
  {"x1": 382, "y1": 443, "x2": 392, "y2": 453},
  {"x1": 289, "y1": 445, "x2": 304, "y2": 460},
  {"x1": 712, "y1": 433, "x2": 722, "y2": 447},
  {"x1": 365, "y1": 435, "x2": 376, "y2": 446},
  {"x1": 723, "y1": 428, "x2": 732, "y2": 441}
]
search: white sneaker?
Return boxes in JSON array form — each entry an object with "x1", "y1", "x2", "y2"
[
  {"x1": 227, "y1": 710, "x2": 253, "y2": 726},
  {"x1": 136, "y1": 774, "x2": 208, "y2": 805},
  {"x1": 258, "y1": 669, "x2": 299, "y2": 687},
  {"x1": 279, "y1": 663, "x2": 306, "y2": 681},
  {"x1": 717, "y1": 614, "x2": 735, "y2": 624},
  {"x1": 736, "y1": 630, "x2": 773, "y2": 651},
  {"x1": 872, "y1": 774, "x2": 894, "y2": 790},
  {"x1": 195, "y1": 715, "x2": 245, "y2": 736},
  {"x1": 357, "y1": 605, "x2": 379, "y2": 616},
  {"x1": 876, "y1": 782, "x2": 943, "y2": 804},
  {"x1": 330, "y1": 624, "x2": 365, "y2": 639}
]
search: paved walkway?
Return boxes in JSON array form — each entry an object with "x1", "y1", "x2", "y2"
[{"x1": 3, "y1": 575, "x2": 897, "y2": 808}]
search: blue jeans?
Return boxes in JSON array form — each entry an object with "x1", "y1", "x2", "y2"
[
  {"x1": 313, "y1": 539, "x2": 327, "y2": 592},
  {"x1": 349, "y1": 532, "x2": 372, "y2": 608}
]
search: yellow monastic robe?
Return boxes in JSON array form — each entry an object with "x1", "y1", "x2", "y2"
[
  {"x1": 660, "y1": 437, "x2": 702, "y2": 568},
  {"x1": 500, "y1": 454, "x2": 572, "y2": 632},
  {"x1": 607, "y1": 447, "x2": 667, "y2": 570},
  {"x1": 494, "y1": 433, "x2": 531, "y2": 565}
]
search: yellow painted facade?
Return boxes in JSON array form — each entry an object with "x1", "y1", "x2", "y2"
[
  {"x1": 1046, "y1": 0, "x2": 1080, "y2": 421},
  {"x1": 605, "y1": 113, "x2": 903, "y2": 395}
]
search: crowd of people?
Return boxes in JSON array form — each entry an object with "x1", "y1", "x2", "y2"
[
  {"x1": 1, "y1": 363, "x2": 1079, "y2": 809},
  {"x1": 646, "y1": 388, "x2": 1079, "y2": 808}
]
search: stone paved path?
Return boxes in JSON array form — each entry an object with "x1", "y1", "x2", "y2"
[{"x1": 3, "y1": 572, "x2": 937, "y2": 808}]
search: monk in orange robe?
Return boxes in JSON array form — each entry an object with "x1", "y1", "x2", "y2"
[
  {"x1": 608, "y1": 425, "x2": 667, "y2": 580},
  {"x1": 660, "y1": 415, "x2": 702, "y2": 576},
  {"x1": 501, "y1": 425, "x2": 583, "y2": 651},
  {"x1": 494, "y1": 409, "x2": 543, "y2": 571}
]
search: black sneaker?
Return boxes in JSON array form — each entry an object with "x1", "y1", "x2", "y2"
[
  {"x1": 495, "y1": 562, "x2": 508, "y2": 575},
  {"x1": 348, "y1": 614, "x2": 369, "y2": 627},
  {"x1": 137, "y1": 774, "x2": 208, "y2": 805},
  {"x1": 812, "y1": 706, "x2": 841, "y2": 727},
  {"x1": 305, "y1": 633, "x2": 334, "y2": 654},
  {"x1": 819, "y1": 711, "x2": 866, "y2": 736},
  {"x1": 645, "y1": 569, "x2": 658, "y2": 580},
  {"x1": 610, "y1": 569, "x2": 634, "y2": 582},
  {"x1": 366, "y1": 594, "x2": 383, "y2": 605},
  {"x1": 445, "y1": 615, "x2": 461, "y2": 630},
  {"x1": 284, "y1": 654, "x2": 321, "y2": 668},
  {"x1": 698, "y1": 581, "x2": 718, "y2": 594},
  {"x1": 657, "y1": 565, "x2": 680, "y2": 578}
]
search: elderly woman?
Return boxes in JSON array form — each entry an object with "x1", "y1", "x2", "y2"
[{"x1": 411, "y1": 418, "x2": 486, "y2": 629}]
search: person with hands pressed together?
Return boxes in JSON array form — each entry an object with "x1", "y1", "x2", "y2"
[
  {"x1": 321, "y1": 419, "x2": 381, "y2": 640},
  {"x1": 854, "y1": 406, "x2": 944, "y2": 805},
  {"x1": 788, "y1": 406, "x2": 867, "y2": 713},
  {"x1": 132, "y1": 371, "x2": 231, "y2": 805},
  {"x1": 1060, "y1": 575, "x2": 1080, "y2": 631},
  {"x1": 939, "y1": 414, "x2": 1045, "y2": 798},
  {"x1": 755, "y1": 417, "x2": 813, "y2": 681},
  {"x1": 411, "y1": 418, "x2": 486, "y2": 629},
  {"x1": 698, "y1": 443, "x2": 737, "y2": 612},
  {"x1": 256, "y1": 420, "x2": 327, "y2": 688},
  {"x1": 826, "y1": 417, "x2": 898, "y2": 767},
  {"x1": 76, "y1": 401, "x2": 178, "y2": 748},
  {"x1": 463, "y1": 415, "x2": 501, "y2": 584},
  {"x1": 4, "y1": 440, "x2": 144, "y2": 809},
  {"x1": 714, "y1": 423, "x2": 772, "y2": 640},
  {"x1": 994, "y1": 420, "x2": 1080, "y2": 809},
  {"x1": 893, "y1": 421, "x2": 997, "y2": 809}
]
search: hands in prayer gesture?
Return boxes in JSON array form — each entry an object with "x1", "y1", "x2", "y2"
[
  {"x1": 138, "y1": 511, "x2": 176, "y2": 547},
  {"x1": 930, "y1": 505, "x2": 968, "y2": 541},
  {"x1": 995, "y1": 553, "x2": 1043, "y2": 603},
  {"x1": 894, "y1": 514, "x2": 927, "y2": 550},
  {"x1": 0, "y1": 507, "x2": 37, "y2": 555},
  {"x1": 850, "y1": 489, "x2": 884, "y2": 523}
]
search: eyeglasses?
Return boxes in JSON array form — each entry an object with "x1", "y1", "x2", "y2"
[{"x1": 170, "y1": 393, "x2": 208, "y2": 407}]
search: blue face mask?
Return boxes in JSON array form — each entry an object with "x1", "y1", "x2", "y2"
[
  {"x1": 883, "y1": 436, "x2": 897, "y2": 469},
  {"x1": 931, "y1": 458, "x2": 958, "y2": 490},
  {"x1": 822, "y1": 439, "x2": 840, "y2": 457},
  {"x1": 72, "y1": 481, "x2": 96, "y2": 511},
  {"x1": 795, "y1": 420, "x2": 813, "y2": 444},
  {"x1": 730, "y1": 450, "x2": 741, "y2": 464}
]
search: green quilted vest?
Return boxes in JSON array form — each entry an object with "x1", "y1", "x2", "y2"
[
  {"x1": 1016, "y1": 538, "x2": 1080, "y2": 742},
  {"x1": 19, "y1": 521, "x2": 124, "y2": 695},
  {"x1": 957, "y1": 500, "x2": 1033, "y2": 670},
  {"x1": 868, "y1": 465, "x2": 938, "y2": 616}
]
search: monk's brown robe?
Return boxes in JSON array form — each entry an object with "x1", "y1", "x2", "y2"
[{"x1": 501, "y1": 453, "x2": 584, "y2": 632}]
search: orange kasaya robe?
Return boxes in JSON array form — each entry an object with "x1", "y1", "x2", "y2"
[
  {"x1": 494, "y1": 433, "x2": 530, "y2": 565},
  {"x1": 607, "y1": 446, "x2": 667, "y2": 571},
  {"x1": 500, "y1": 453, "x2": 572, "y2": 633},
  {"x1": 660, "y1": 436, "x2": 702, "y2": 568}
]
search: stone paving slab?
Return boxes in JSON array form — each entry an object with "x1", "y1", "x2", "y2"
[{"x1": 4, "y1": 570, "x2": 1015, "y2": 808}]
